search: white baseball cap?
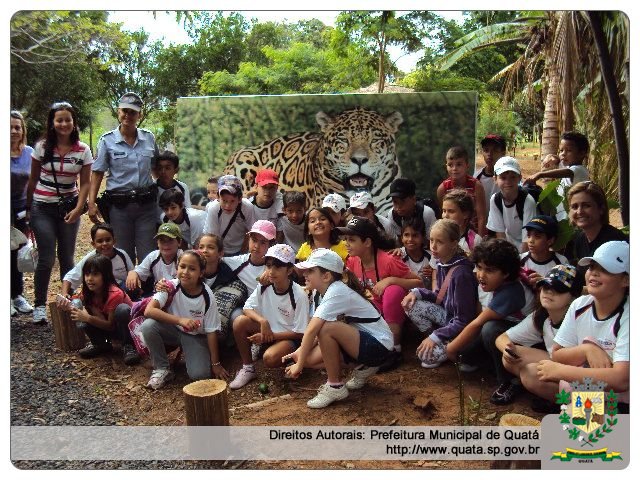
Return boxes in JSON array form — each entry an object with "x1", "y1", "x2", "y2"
[
  {"x1": 265, "y1": 244, "x2": 296, "y2": 265},
  {"x1": 296, "y1": 248, "x2": 344, "y2": 274},
  {"x1": 322, "y1": 193, "x2": 347, "y2": 213},
  {"x1": 494, "y1": 156, "x2": 521, "y2": 176},
  {"x1": 349, "y1": 191, "x2": 374, "y2": 210},
  {"x1": 578, "y1": 240, "x2": 629, "y2": 274}
]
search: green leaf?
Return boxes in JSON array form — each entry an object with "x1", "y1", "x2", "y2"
[
  {"x1": 556, "y1": 389, "x2": 571, "y2": 405},
  {"x1": 553, "y1": 219, "x2": 577, "y2": 251},
  {"x1": 559, "y1": 412, "x2": 571, "y2": 424}
]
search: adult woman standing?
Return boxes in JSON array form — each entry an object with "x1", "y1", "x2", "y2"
[
  {"x1": 26, "y1": 102, "x2": 93, "y2": 324},
  {"x1": 10, "y1": 110, "x2": 35, "y2": 316},
  {"x1": 87, "y1": 92, "x2": 159, "y2": 264}
]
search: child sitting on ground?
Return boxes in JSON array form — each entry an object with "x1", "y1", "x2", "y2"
[
  {"x1": 159, "y1": 189, "x2": 206, "y2": 249},
  {"x1": 62, "y1": 223, "x2": 133, "y2": 296},
  {"x1": 141, "y1": 250, "x2": 228, "y2": 390},
  {"x1": 296, "y1": 207, "x2": 348, "y2": 262},
  {"x1": 284, "y1": 249, "x2": 394, "y2": 408},
  {"x1": 154, "y1": 150, "x2": 191, "y2": 214},
  {"x1": 276, "y1": 191, "x2": 306, "y2": 254},
  {"x1": 401, "y1": 219, "x2": 478, "y2": 369},
  {"x1": 475, "y1": 134, "x2": 506, "y2": 209},
  {"x1": 229, "y1": 244, "x2": 309, "y2": 389},
  {"x1": 348, "y1": 191, "x2": 395, "y2": 239},
  {"x1": 398, "y1": 218, "x2": 433, "y2": 288},
  {"x1": 520, "y1": 215, "x2": 568, "y2": 287},
  {"x1": 436, "y1": 145, "x2": 487, "y2": 236},
  {"x1": 441, "y1": 189, "x2": 482, "y2": 255},
  {"x1": 386, "y1": 178, "x2": 437, "y2": 243}
]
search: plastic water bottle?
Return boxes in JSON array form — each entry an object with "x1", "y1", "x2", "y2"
[{"x1": 70, "y1": 298, "x2": 84, "y2": 329}]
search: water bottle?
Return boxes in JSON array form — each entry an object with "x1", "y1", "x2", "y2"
[{"x1": 70, "y1": 298, "x2": 84, "y2": 329}]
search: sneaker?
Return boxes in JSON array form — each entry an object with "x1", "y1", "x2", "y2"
[
  {"x1": 345, "y1": 365, "x2": 379, "y2": 390},
  {"x1": 490, "y1": 381, "x2": 522, "y2": 405},
  {"x1": 418, "y1": 342, "x2": 448, "y2": 369},
  {"x1": 11, "y1": 303, "x2": 17, "y2": 317},
  {"x1": 530, "y1": 397, "x2": 560, "y2": 414},
  {"x1": 458, "y1": 363, "x2": 478, "y2": 373},
  {"x1": 146, "y1": 368, "x2": 175, "y2": 390},
  {"x1": 229, "y1": 365, "x2": 257, "y2": 390},
  {"x1": 79, "y1": 342, "x2": 113, "y2": 359},
  {"x1": 307, "y1": 383, "x2": 349, "y2": 408},
  {"x1": 250, "y1": 344, "x2": 262, "y2": 362},
  {"x1": 122, "y1": 344, "x2": 141, "y2": 366},
  {"x1": 32, "y1": 305, "x2": 48, "y2": 324},
  {"x1": 13, "y1": 295, "x2": 34, "y2": 314},
  {"x1": 377, "y1": 350, "x2": 403, "y2": 373}
]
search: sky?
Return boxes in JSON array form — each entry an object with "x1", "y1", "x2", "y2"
[{"x1": 108, "y1": 10, "x2": 466, "y2": 74}]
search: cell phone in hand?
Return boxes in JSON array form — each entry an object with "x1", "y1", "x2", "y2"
[{"x1": 505, "y1": 347, "x2": 520, "y2": 359}]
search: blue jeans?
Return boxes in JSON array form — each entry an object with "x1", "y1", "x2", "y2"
[
  {"x1": 11, "y1": 217, "x2": 28, "y2": 298},
  {"x1": 30, "y1": 201, "x2": 81, "y2": 307},
  {"x1": 108, "y1": 201, "x2": 159, "y2": 265}
]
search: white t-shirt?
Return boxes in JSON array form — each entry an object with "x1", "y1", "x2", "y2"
[
  {"x1": 487, "y1": 191, "x2": 536, "y2": 247},
  {"x1": 134, "y1": 249, "x2": 183, "y2": 282},
  {"x1": 506, "y1": 312, "x2": 559, "y2": 355},
  {"x1": 248, "y1": 192, "x2": 284, "y2": 231},
  {"x1": 399, "y1": 247, "x2": 432, "y2": 276},
  {"x1": 222, "y1": 254, "x2": 265, "y2": 292},
  {"x1": 560, "y1": 164, "x2": 589, "y2": 189},
  {"x1": 153, "y1": 279, "x2": 220, "y2": 335},
  {"x1": 474, "y1": 167, "x2": 500, "y2": 211},
  {"x1": 204, "y1": 198, "x2": 255, "y2": 255},
  {"x1": 554, "y1": 295, "x2": 629, "y2": 363},
  {"x1": 277, "y1": 215, "x2": 305, "y2": 253},
  {"x1": 459, "y1": 229, "x2": 482, "y2": 254},
  {"x1": 374, "y1": 214, "x2": 395, "y2": 238},
  {"x1": 386, "y1": 204, "x2": 437, "y2": 240},
  {"x1": 63, "y1": 248, "x2": 133, "y2": 291},
  {"x1": 243, "y1": 282, "x2": 309, "y2": 334},
  {"x1": 313, "y1": 281, "x2": 394, "y2": 350},
  {"x1": 159, "y1": 207, "x2": 207, "y2": 248},
  {"x1": 520, "y1": 251, "x2": 569, "y2": 278},
  {"x1": 156, "y1": 179, "x2": 192, "y2": 214}
]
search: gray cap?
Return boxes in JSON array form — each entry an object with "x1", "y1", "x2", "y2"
[{"x1": 118, "y1": 92, "x2": 143, "y2": 112}]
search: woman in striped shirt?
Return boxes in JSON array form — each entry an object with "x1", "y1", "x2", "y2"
[{"x1": 26, "y1": 102, "x2": 93, "y2": 324}]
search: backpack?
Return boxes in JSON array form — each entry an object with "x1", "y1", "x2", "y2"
[
  {"x1": 493, "y1": 185, "x2": 542, "y2": 221},
  {"x1": 391, "y1": 199, "x2": 440, "y2": 228},
  {"x1": 218, "y1": 203, "x2": 245, "y2": 239}
]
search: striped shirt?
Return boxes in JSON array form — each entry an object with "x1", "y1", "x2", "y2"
[{"x1": 32, "y1": 141, "x2": 93, "y2": 203}]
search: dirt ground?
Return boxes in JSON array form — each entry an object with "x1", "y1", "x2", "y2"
[{"x1": 15, "y1": 146, "x2": 620, "y2": 470}]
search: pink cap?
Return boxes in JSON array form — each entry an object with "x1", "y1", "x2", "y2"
[
  {"x1": 248, "y1": 220, "x2": 277, "y2": 240},
  {"x1": 256, "y1": 169, "x2": 279, "y2": 186}
]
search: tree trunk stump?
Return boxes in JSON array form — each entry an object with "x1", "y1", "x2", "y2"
[
  {"x1": 49, "y1": 301, "x2": 86, "y2": 351},
  {"x1": 183, "y1": 379, "x2": 229, "y2": 426}
]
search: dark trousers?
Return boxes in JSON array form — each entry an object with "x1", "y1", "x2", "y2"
[
  {"x1": 80, "y1": 304, "x2": 133, "y2": 347},
  {"x1": 460, "y1": 319, "x2": 513, "y2": 385}
]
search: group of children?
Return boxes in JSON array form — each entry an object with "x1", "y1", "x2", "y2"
[{"x1": 52, "y1": 131, "x2": 629, "y2": 412}]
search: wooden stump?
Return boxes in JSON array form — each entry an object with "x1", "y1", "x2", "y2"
[
  {"x1": 183, "y1": 379, "x2": 229, "y2": 426},
  {"x1": 49, "y1": 301, "x2": 86, "y2": 351},
  {"x1": 490, "y1": 414, "x2": 541, "y2": 470}
]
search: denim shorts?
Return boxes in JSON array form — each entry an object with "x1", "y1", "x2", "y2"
[{"x1": 342, "y1": 329, "x2": 392, "y2": 367}]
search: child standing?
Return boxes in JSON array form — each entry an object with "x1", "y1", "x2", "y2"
[
  {"x1": 284, "y1": 249, "x2": 394, "y2": 408},
  {"x1": 401, "y1": 219, "x2": 478, "y2": 368},
  {"x1": 520, "y1": 215, "x2": 568, "y2": 286},
  {"x1": 248, "y1": 169, "x2": 284, "y2": 230},
  {"x1": 322, "y1": 193, "x2": 348, "y2": 227},
  {"x1": 398, "y1": 218, "x2": 432, "y2": 287},
  {"x1": 486, "y1": 156, "x2": 536, "y2": 252},
  {"x1": 154, "y1": 150, "x2": 191, "y2": 212},
  {"x1": 296, "y1": 207, "x2": 348, "y2": 262},
  {"x1": 348, "y1": 191, "x2": 395, "y2": 239},
  {"x1": 159, "y1": 189, "x2": 206, "y2": 248},
  {"x1": 436, "y1": 146, "x2": 487, "y2": 236},
  {"x1": 229, "y1": 244, "x2": 309, "y2": 389},
  {"x1": 475, "y1": 134, "x2": 506, "y2": 208},
  {"x1": 340, "y1": 217, "x2": 423, "y2": 370},
  {"x1": 386, "y1": 178, "x2": 437, "y2": 243},
  {"x1": 62, "y1": 223, "x2": 133, "y2": 296},
  {"x1": 203, "y1": 175, "x2": 255, "y2": 256},
  {"x1": 276, "y1": 191, "x2": 306, "y2": 253},
  {"x1": 141, "y1": 250, "x2": 228, "y2": 390},
  {"x1": 441, "y1": 189, "x2": 482, "y2": 254}
]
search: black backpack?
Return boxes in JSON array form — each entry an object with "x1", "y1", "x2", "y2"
[
  {"x1": 493, "y1": 185, "x2": 542, "y2": 220},
  {"x1": 391, "y1": 199, "x2": 439, "y2": 227}
]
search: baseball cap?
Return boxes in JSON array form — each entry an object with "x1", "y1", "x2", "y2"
[
  {"x1": 524, "y1": 215, "x2": 558, "y2": 238},
  {"x1": 389, "y1": 178, "x2": 416, "y2": 198},
  {"x1": 265, "y1": 244, "x2": 296, "y2": 265},
  {"x1": 578, "y1": 240, "x2": 629, "y2": 274},
  {"x1": 118, "y1": 92, "x2": 143, "y2": 112},
  {"x1": 248, "y1": 220, "x2": 277, "y2": 241},
  {"x1": 349, "y1": 191, "x2": 374, "y2": 210},
  {"x1": 322, "y1": 193, "x2": 347, "y2": 213},
  {"x1": 480, "y1": 133, "x2": 507, "y2": 150},
  {"x1": 154, "y1": 222, "x2": 183, "y2": 240},
  {"x1": 536, "y1": 264, "x2": 583, "y2": 295},
  {"x1": 296, "y1": 248, "x2": 344, "y2": 274},
  {"x1": 494, "y1": 156, "x2": 521, "y2": 176},
  {"x1": 256, "y1": 169, "x2": 279, "y2": 187},
  {"x1": 217, "y1": 175, "x2": 243, "y2": 196},
  {"x1": 337, "y1": 216, "x2": 378, "y2": 239}
]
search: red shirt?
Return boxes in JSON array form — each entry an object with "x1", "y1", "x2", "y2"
[
  {"x1": 82, "y1": 285, "x2": 132, "y2": 316},
  {"x1": 346, "y1": 249, "x2": 412, "y2": 302}
]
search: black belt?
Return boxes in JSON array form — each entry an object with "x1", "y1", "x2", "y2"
[{"x1": 106, "y1": 185, "x2": 157, "y2": 205}]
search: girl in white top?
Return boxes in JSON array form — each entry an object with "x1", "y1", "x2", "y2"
[
  {"x1": 441, "y1": 189, "x2": 482, "y2": 255},
  {"x1": 229, "y1": 244, "x2": 309, "y2": 389},
  {"x1": 284, "y1": 249, "x2": 394, "y2": 409}
]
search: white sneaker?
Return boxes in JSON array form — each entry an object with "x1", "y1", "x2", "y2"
[
  {"x1": 307, "y1": 383, "x2": 349, "y2": 408},
  {"x1": 32, "y1": 305, "x2": 47, "y2": 324},
  {"x1": 12, "y1": 295, "x2": 34, "y2": 314},
  {"x1": 146, "y1": 369, "x2": 175, "y2": 390},
  {"x1": 11, "y1": 303, "x2": 17, "y2": 316},
  {"x1": 418, "y1": 343, "x2": 448, "y2": 369},
  {"x1": 229, "y1": 365, "x2": 257, "y2": 390},
  {"x1": 345, "y1": 365, "x2": 379, "y2": 390}
]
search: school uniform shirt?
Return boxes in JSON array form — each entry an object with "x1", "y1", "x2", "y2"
[
  {"x1": 386, "y1": 204, "x2": 437, "y2": 240},
  {"x1": 31, "y1": 141, "x2": 93, "y2": 203},
  {"x1": 459, "y1": 228, "x2": 482, "y2": 254},
  {"x1": 399, "y1": 247, "x2": 432, "y2": 278},
  {"x1": 222, "y1": 254, "x2": 266, "y2": 292},
  {"x1": 63, "y1": 248, "x2": 133, "y2": 291},
  {"x1": 487, "y1": 191, "x2": 536, "y2": 247},
  {"x1": 554, "y1": 294, "x2": 629, "y2": 363},
  {"x1": 296, "y1": 241, "x2": 349, "y2": 262},
  {"x1": 345, "y1": 250, "x2": 412, "y2": 304},
  {"x1": 277, "y1": 216, "x2": 305, "y2": 254},
  {"x1": 479, "y1": 280, "x2": 535, "y2": 323},
  {"x1": 474, "y1": 166, "x2": 500, "y2": 211},
  {"x1": 519, "y1": 251, "x2": 568, "y2": 279},
  {"x1": 559, "y1": 163, "x2": 589, "y2": 190},
  {"x1": 153, "y1": 279, "x2": 220, "y2": 336},
  {"x1": 506, "y1": 312, "x2": 558, "y2": 355},
  {"x1": 156, "y1": 179, "x2": 192, "y2": 209},
  {"x1": 81, "y1": 285, "x2": 132, "y2": 317},
  {"x1": 243, "y1": 282, "x2": 309, "y2": 334},
  {"x1": 248, "y1": 192, "x2": 284, "y2": 231},
  {"x1": 134, "y1": 249, "x2": 183, "y2": 282},
  {"x1": 313, "y1": 280, "x2": 394, "y2": 350},
  {"x1": 203, "y1": 198, "x2": 255, "y2": 255},
  {"x1": 159, "y1": 207, "x2": 206, "y2": 248}
]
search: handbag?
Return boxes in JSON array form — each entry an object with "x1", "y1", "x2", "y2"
[
  {"x1": 48, "y1": 158, "x2": 88, "y2": 219},
  {"x1": 17, "y1": 231, "x2": 38, "y2": 273}
]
